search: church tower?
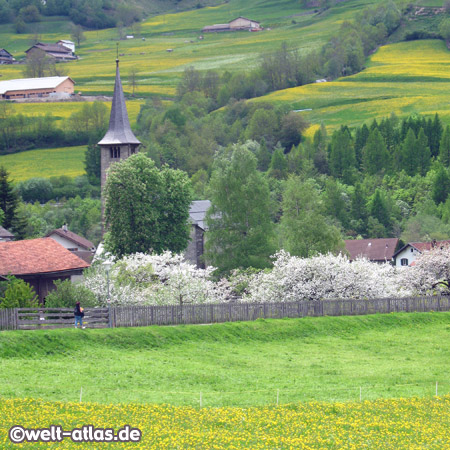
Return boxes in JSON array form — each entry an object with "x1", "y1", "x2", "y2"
[{"x1": 98, "y1": 59, "x2": 141, "y2": 193}]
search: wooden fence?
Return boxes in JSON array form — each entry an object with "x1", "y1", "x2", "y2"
[
  {"x1": 3, "y1": 308, "x2": 110, "y2": 330},
  {"x1": 1, "y1": 296, "x2": 450, "y2": 331}
]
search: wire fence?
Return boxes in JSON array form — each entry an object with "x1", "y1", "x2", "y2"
[{"x1": 2, "y1": 381, "x2": 449, "y2": 408}]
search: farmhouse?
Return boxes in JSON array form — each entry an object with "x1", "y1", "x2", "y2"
[
  {"x1": 0, "y1": 238, "x2": 89, "y2": 302},
  {"x1": 56, "y1": 39, "x2": 75, "y2": 53},
  {"x1": 344, "y1": 238, "x2": 399, "y2": 263},
  {"x1": 0, "y1": 76, "x2": 75, "y2": 100},
  {"x1": 202, "y1": 16, "x2": 261, "y2": 33},
  {"x1": 25, "y1": 42, "x2": 77, "y2": 61},
  {"x1": 393, "y1": 240, "x2": 450, "y2": 267},
  {"x1": 46, "y1": 225, "x2": 96, "y2": 264},
  {"x1": 0, "y1": 48, "x2": 14, "y2": 64}
]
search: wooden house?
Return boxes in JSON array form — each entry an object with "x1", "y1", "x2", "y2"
[
  {"x1": 46, "y1": 225, "x2": 95, "y2": 264},
  {"x1": 0, "y1": 49, "x2": 14, "y2": 64},
  {"x1": 344, "y1": 238, "x2": 399, "y2": 263},
  {"x1": 393, "y1": 240, "x2": 450, "y2": 267},
  {"x1": 202, "y1": 16, "x2": 261, "y2": 33},
  {"x1": 0, "y1": 238, "x2": 89, "y2": 303},
  {"x1": 229, "y1": 17, "x2": 261, "y2": 31},
  {"x1": 25, "y1": 43, "x2": 77, "y2": 62}
]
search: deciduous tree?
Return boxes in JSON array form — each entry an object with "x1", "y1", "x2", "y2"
[
  {"x1": 104, "y1": 153, "x2": 192, "y2": 257},
  {"x1": 206, "y1": 142, "x2": 275, "y2": 274}
]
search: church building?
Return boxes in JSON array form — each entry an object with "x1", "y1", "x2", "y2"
[{"x1": 98, "y1": 59, "x2": 141, "y2": 193}]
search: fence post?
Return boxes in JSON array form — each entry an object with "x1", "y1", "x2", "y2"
[
  {"x1": 14, "y1": 308, "x2": 18, "y2": 330},
  {"x1": 108, "y1": 308, "x2": 112, "y2": 328}
]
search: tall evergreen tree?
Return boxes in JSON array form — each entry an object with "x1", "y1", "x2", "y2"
[
  {"x1": 400, "y1": 129, "x2": 418, "y2": 176},
  {"x1": 354, "y1": 123, "x2": 369, "y2": 168},
  {"x1": 351, "y1": 182, "x2": 368, "y2": 235},
  {"x1": 439, "y1": 125, "x2": 450, "y2": 168},
  {"x1": 329, "y1": 128, "x2": 355, "y2": 183},
  {"x1": 416, "y1": 127, "x2": 431, "y2": 176},
  {"x1": 0, "y1": 166, "x2": 19, "y2": 230},
  {"x1": 362, "y1": 128, "x2": 389, "y2": 175},
  {"x1": 430, "y1": 113, "x2": 443, "y2": 158}
]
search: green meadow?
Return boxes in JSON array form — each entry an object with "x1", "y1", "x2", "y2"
[
  {"x1": 0, "y1": 146, "x2": 86, "y2": 182},
  {"x1": 258, "y1": 39, "x2": 450, "y2": 130},
  {"x1": 10, "y1": 100, "x2": 144, "y2": 127},
  {"x1": 0, "y1": 0, "x2": 441, "y2": 97},
  {"x1": 1, "y1": 313, "x2": 450, "y2": 407}
]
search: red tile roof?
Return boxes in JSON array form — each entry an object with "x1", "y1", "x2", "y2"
[
  {"x1": 410, "y1": 240, "x2": 450, "y2": 252},
  {"x1": 46, "y1": 228, "x2": 95, "y2": 251},
  {"x1": 0, "y1": 238, "x2": 89, "y2": 276},
  {"x1": 345, "y1": 238, "x2": 399, "y2": 262}
]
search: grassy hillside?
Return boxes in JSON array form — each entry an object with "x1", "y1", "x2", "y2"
[
  {"x1": 0, "y1": 146, "x2": 86, "y2": 181},
  {"x1": 2, "y1": 396, "x2": 450, "y2": 449},
  {"x1": 0, "y1": 0, "x2": 441, "y2": 96},
  {"x1": 1, "y1": 313, "x2": 450, "y2": 406},
  {"x1": 259, "y1": 39, "x2": 450, "y2": 130}
]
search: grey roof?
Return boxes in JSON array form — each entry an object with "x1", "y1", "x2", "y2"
[
  {"x1": 0, "y1": 76, "x2": 74, "y2": 95},
  {"x1": 0, "y1": 226, "x2": 14, "y2": 239},
  {"x1": 98, "y1": 60, "x2": 141, "y2": 146},
  {"x1": 189, "y1": 200, "x2": 211, "y2": 230}
]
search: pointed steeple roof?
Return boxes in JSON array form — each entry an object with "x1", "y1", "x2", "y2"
[{"x1": 98, "y1": 59, "x2": 141, "y2": 146}]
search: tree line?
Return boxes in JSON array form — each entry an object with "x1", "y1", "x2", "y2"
[{"x1": 0, "y1": 102, "x2": 107, "y2": 155}]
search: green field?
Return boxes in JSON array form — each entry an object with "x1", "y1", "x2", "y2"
[
  {"x1": 1, "y1": 313, "x2": 450, "y2": 407},
  {"x1": 10, "y1": 100, "x2": 144, "y2": 127},
  {"x1": 0, "y1": 0, "x2": 442, "y2": 98},
  {"x1": 0, "y1": 146, "x2": 86, "y2": 182},
  {"x1": 258, "y1": 39, "x2": 450, "y2": 130}
]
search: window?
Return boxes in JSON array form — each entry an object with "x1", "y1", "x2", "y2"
[
  {"x1": 410, "y1": 248, "x2": 414, "y2": 252},
  {"x1": 110, "y1": 147, "x2": 121, "y2": 158},
  {"x1": 401, "y1": 258, "x2": 408, "y2": 266}
]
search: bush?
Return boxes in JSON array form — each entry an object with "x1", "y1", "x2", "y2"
[
  {"x1": 45, "y1": 279, "x2": 98, "y2": 308},
  {"x1": 0, "y1": 276, "x2": 38, "y2": 308}
]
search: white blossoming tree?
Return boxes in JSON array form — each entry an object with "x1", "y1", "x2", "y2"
[
  {"x1": 244, "y1": 251, "x2": 410, "y2": 303},
  {"x1": 400, "y1": 245, "x2": 450, "y2": 295},
  {"x1": 84, "y1": 251, "x2": 231, "y2": 306}
]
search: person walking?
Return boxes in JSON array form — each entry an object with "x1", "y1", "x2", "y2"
[{"x1": 74, "y1": 301, "x2": 85, "y2": 329}]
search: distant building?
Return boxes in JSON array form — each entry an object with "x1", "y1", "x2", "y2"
[
  {"x1": 185, "y1": 200, "x2": 211, "y2": 268},
  {"x1": 229, "y1": 17, "x2": 261, "y2": 30},
  {"x1": 344, "y1": 238, "x2": 399, "y2": 263},
  {"x1": 46, "y1": 225, "x2": 96, "y2": 264},
  {"x1": 0, "y1": 48, "x2": 14, "y2": 64},
  {"x1": 0, "y1": 238, "x2": 89, "y2": 303},
  {"x1": 0, "y1": 226, "x2": 14, "y2": 242},
  {"x1": 0, "y1": 76, "x2": 75, "y2": 100},
  {"x1": 202, "y1": 16, "x2": 261, "y2": 33},
  {"x1": 393, "y1": 240, "x2": 450, "y2": 267},
  {"x1": 56, "y1": 39, "x2": 75, "y2": 53},
  {"x1": 25, "y1": 42, "x2": 77, "y2": 61}
]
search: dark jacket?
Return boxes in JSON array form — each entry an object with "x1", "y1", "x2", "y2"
[{"x1": 74, "y1": 304, "x2": 84, "y2": 317}]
